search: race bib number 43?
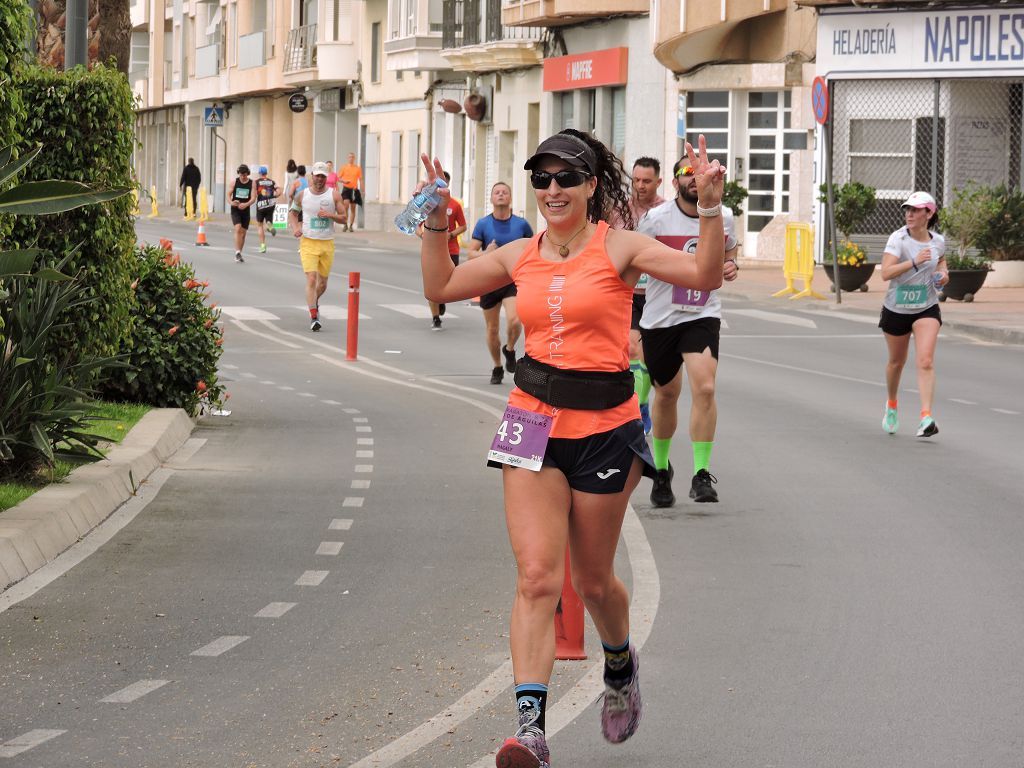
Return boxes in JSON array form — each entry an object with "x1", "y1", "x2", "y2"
[{"x1": 487, "y1": 406, "x2": 552, "y2": 472}]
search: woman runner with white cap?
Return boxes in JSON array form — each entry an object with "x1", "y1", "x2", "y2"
[
  {"x1": 879, "y1": 190, "x2": 948, "y2": 437},
  {"x1": 417, "y1": 130, "x2": 726, "y2": 768}
]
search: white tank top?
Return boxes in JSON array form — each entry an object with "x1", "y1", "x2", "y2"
[{"x1": 301, "y1": 188, "x2": 336, "y2": 240}]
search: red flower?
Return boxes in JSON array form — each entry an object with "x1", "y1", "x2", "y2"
[
  {"x1": 204, "y1": 319, "x2": 213, "y2": 329},
  {"x1": 168, "y1": 325, "x2": 179, "y2": 336},
  {"x1": 196, "y1": 380, "x2": 207, "y2": 393},
  {"x1": 215, "y1": 338, "x2": 223, "y2": 346}
]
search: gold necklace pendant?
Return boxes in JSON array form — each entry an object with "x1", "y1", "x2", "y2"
[{"x1": 549, "y1": 223, "x2": 588, "y2": 258}]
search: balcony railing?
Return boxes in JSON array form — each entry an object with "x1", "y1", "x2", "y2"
[
  {"x1": 284, "y1": 23, "x2": 317, "y2": 72},
  {"x1": 442, "y1": 0, "x2": 539, "y2": 49}
]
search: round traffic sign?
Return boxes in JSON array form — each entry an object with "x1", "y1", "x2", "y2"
[
  {"x1": 812, "y1": 76, "x2": 829, "y2": 126},
  {"x1": 288, "y1": 93, "x2": 308, "y2": 113}
]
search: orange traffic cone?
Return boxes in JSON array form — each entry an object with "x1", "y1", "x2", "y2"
[{"x1": 195, "y1": 222, "x2": 209, "y2": 246}]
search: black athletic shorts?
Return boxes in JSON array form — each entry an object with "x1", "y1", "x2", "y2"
[
  {"x1": 630, "y1": 292, "x2": 646, "y2": 331},
  {"x1": 341, "y1": 187, "x2": 357, "y2": 202},
  {"x1": 489, "y1": 418, "x2": 656, "y2": 494},
  {"x1": 878, "y1": 304, "x2": 942, "y2": 336},
  {"x1": 640, "y1": 317, "x2": 721, "y2": 386},
  {"x1": 230, "y1": 207, "x2": 251, "y2": 229},
  {"x1": 255, "y1": 204, "x2": 275, "y2": 223},
  {"x1": 481, "y1": 283, "x2": 517, "y2": 310}
]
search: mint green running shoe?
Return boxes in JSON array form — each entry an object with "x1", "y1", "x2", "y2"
[{"x1": 882, "y1": 406, "x2": 899, "y2": 435}]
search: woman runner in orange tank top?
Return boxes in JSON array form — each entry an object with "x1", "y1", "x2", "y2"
[{"x1": 417, "y1": 130, "x2": 726, "y2": 768}]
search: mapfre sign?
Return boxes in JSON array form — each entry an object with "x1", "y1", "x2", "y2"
[{"x1": 543, "y1": 47, "x2": 629, "y2": 92}]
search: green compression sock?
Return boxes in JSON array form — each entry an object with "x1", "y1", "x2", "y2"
[
  {"x1": 693, "y1": 441, "x2": 713, "y2": 474},
  {"x1": 637, "y1": 363, "x2": 651, "y2": 405},
  {"x1": 630, "y1": 360, "x2": 643, "y2": 396},
  {"x1": 652, "y1": 438, "x2": 672, "y2": 471}
]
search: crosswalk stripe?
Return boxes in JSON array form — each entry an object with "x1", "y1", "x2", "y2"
[
  {"x1": 100, "y1": 679, "x2": 170, "y2": 703},
  {"x1": 727, "y1": 309, "x2": 817, "y2": 329},
  {"x1": 794, "y1": 309, "x2": 879, "y2": 325},
  {"x1": 293, "y1": 304, "x2": 371, "y2": 320},
  {"x1": 220, "y1": 306, "x2": 281, "y2": 320},
  {"x1": 379, "y1": 303, "x2": 460, "y2": 320},
  {"x1": 0, "y1": 729, "x2": 66, "y2": 758}
]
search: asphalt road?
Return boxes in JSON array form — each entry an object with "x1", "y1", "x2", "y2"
[{"x1": 1, "y1": 217, "x2": 1022, "y2": 767}]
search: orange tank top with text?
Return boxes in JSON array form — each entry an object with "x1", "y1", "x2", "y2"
[{"x1": 507, "y1": 221, "x2": 639, "y2": 438}]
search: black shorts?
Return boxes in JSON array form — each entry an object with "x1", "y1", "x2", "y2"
[
  {"x1": 640, "y1": 317, "x2": 722, "y2": 386},
  {"x1": 255, "y1": 204, "x2": 275, "y2": 223},
  {"x1": 341, "y1": 187, "x2": 361, "y2": 203},
  {"x1": 481, "y1": 283, "x2": 517, "y2": 310},
  {"x1": 230, "y1": 207, "x2": 251, "y2": 229},
  {"x1": 879, "y1": 304, "x2": 942, "y2": 336},
  {"x1": 630, "y1": 293, "x2": 646, "y2": 331},
  {"x1": 489, "y1": 419, "x2": 656, "y2": 494}
]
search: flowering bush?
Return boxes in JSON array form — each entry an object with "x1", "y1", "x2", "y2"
[
  {"x1": 824, "y1": 240, "x2": 867, "y2": 267},
  {"x1": 100, "y1": 241, "x2": 225, "y2": 415}
]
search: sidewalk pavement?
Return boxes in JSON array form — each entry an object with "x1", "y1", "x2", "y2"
[{"x1": 151, "y1": 214, "x2": 1024, "y2": 345}]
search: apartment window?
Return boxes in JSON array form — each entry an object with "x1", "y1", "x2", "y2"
[
  {"x1": 396, "y1": 69, "x2": 403, "y2": 81},
  {"x1": 746, "y1": 90, "x2": 806, "y2": 233},
  {"x1": 428, "y1": 0, "x2": 443, "y2": 32},
  {"x1": 371, "y1": 22, "x2": 381, "y2": 83},
  {"x1": 685, "y1": 90, "x2": 729, "y2": 167},
  {"x1": 391, "y1": 132, "x2": 403, "y2": 202},
  {"x1": 129, "y1": 30, "x2": 149, "y2": 75},
  {"x1": 611, "y1": 87, "x2": 626, "y2": 159},
  {"x1": 556, "y1": 92, "x2": 574, "y2": 130},
  {"x1": 252, "y1": 0, "x2": 268, "y2": 33}
]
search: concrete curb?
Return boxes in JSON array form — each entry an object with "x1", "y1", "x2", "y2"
[{"x1": 0, "y1": 409, "x2": 194, "y2": 592}]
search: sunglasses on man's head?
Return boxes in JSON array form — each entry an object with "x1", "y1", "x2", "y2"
[
  {"x1": 530, "y1": 169, "x2": 591, "y2": 190},
  {"x1": 675, "y1": 166, "x2": 695, "y2": 178}
]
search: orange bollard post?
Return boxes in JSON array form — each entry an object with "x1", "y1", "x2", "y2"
[
  {"x1": 346, "y1": 271, "x2": 360, "y2": 361},
  {"x1": 554, "y1": 547, "x2": 587, "y2": 660}
]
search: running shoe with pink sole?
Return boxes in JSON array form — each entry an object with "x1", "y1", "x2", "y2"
[
  {"x1": 496, "y1": 704, "x2": 550, "y2": 768},
  {"x1": 601, "y1": 645, "x2": 642, "y2": 743}
]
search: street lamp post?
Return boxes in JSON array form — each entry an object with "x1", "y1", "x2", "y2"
[{"x1": 65, "y1": 0, "x2": 88, "y2": 69}]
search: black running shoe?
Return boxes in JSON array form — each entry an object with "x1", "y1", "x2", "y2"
[
  {"x1": 650, "y1": 463, "x2": 675, "y2": 508},
  {"x1": 503, "y1": 345, "x2": 517, "y2": 373},
  {"x1": 438, "y1": 303, "x2": 446, "y2": 316},
  {"x1": 490, "y1": 366, "x2": 504, "y2": 385},
  {"x1": 689, "y1": 469, "x2": 719, "y2": 502},
  {"x1": 310, "y1": 317, "x2": 322, "y2": 332},
  {"x1": 431, "y1": 316, "x2": 442, "y2": 330},
  {"x1": 234, "y1": 251, "x2": 244, "y2": 263}
]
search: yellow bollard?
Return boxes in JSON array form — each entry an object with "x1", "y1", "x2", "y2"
[
  {"x1": 773, "y1": 222, "x2": 826, "y2": 301},
  {"x1": 147, "y1": 185, "x2": 159, "y2": 218},
  {"x1": 199, "y1": 187, "x2": 209, "y2": 222},
  {"x1": 184, "y1": 186, "x2": 195, "y2": 220}
]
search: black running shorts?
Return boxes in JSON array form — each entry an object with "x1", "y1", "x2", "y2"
[
  {"x1": 230, "y1": 206, "x2": 251, "y2": 229},
  {"x1": 255, "y1": 205, "x2": 275, "y2": 223},
  {"x1": 640, "y1": 317, "x2": 721, "y2": 386},
  {"x1": 480, "y1": 283, "x2": 517, "y2": 310},
  {"x1": 489, "y1": 419, "x2": 656, "y2": 493},
  {"x1": 630, "y1": 292, "x2": 646, "y2": 331},
  {"x1": 878, "y1": 304, "x2": 942, "y2": 336}
]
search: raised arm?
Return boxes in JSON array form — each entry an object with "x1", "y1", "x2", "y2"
[{"x1": 418, "y1": 155, "x2": 521, "y2": 302}]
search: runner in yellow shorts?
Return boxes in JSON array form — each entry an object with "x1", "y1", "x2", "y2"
[{"x1": 288, "y1": 161, "x2": 344, "y2": 331}]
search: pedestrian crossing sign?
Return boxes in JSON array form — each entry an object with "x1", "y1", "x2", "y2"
[
  {"x1": 273, "y1": 203, "x2": 289, "y2": 230},
  {"x1": 203, "y1": 107, "x2": 224, "y2": 127}
]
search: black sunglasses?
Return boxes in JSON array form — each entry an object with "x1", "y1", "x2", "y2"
[{"x1": 530, "y1": 170, "x2": 591, "y2": 190}]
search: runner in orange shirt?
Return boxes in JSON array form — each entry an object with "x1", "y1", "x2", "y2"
[
  {"x1": 338, "y1": 152, "x2": 363, "y2": 232},
  {"x1": 417, "y1": 130, "x2": 726, "y2": 768}
]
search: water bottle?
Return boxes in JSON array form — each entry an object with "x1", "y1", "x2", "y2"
[
  {"x1": 394, "y1": 179, "x2": 448, "y2": 234},
  {"x1": 933, "y1": 272, "x2": 943, "y2": 292}
]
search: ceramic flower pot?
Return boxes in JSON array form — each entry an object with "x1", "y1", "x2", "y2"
[
  {"x1": 823, "y1": 262, "x2": 876, "y2": 292},
  {"x1": 939, "y1": 269, "x2": 989, "y2": 302}
]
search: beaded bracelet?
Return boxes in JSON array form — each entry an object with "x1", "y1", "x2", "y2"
[{"x1": 423, "y1": 224, "x2": 448, "y2": 233}]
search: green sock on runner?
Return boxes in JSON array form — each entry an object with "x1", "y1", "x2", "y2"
[
  {"x1": 693, "y1": 441, "x2": 713, "y2": 474},
  {"x1": 636, "y1": 363, "x2": 651, "y2": 405},
  {"x1": 652, "y1": 438, "x2": 672, "y2": 471}
]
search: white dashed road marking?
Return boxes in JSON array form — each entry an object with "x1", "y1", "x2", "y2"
[
  {"x1": 356, "y1": 426, "x2": 372, "y2": 433},
  {"x1": 356, "y1": 450, "x2": 374, "y2": 458},
  {"x1": 255, "y1": 602, "x2": 297, "y2": 618},
  {"x1": 316, "y1": 542, "x2": 344, "y2": 556},
  {"x1": 100, "y1": 679, "x2": 170, "y2": 703},
  {"x1": 352, "y1": 417, "x2": 369, "y2": 423},
  {"x1": 329, "y1": 519, "x2": 354, "y2": 530},
  {"x1": 343, "y1": 497, "x2": 364, "y2": 507},
  {"x1": 992, "y1": 408, "x2": 1019, "y2": 415},
  {"x1": 351, "y1": 480, "x2": 371, "y2": 489},
  {"x1": 191, "y1": 636, "x2": 250, "y2": 657},
  {"x1": 379, "y1": 303, "x2": 460, "y2": 320},
  {"x1": 295, "y1": 570, "x2": 329, "y2": 586},
  {"x1": 322, "y1": 399, "x2": 342, "y2": 405},
  {"x1": 728, "y1": 308, "x2": 818, "y2": 329},
  {"x1": 357, "y1": 438, "x2": 374, "y2": 445},
  {"x1": 219, "y1": 306, "x2": 281, "y2": 320},
  {"x1": 354, "y1": 465, "x2": 373, "y2": 473},
  {"x1": 0, "y1": 729, "x2": 66, "y2": 758},
  {"x1": 949, "y1": 398, "x2": 976, "y2": 405},
  {"x1": 343, "y1": 408, "x2": 361, "y2": 414}
]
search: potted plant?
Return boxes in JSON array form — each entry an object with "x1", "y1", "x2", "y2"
[
  {"x1": 818, "y1": 182, "x2": 878, "y2": 291},
  {"x1": 974, "y1": 183, "x2": 1024, "y2": 287},
  {"x1": 937, "y1": 182, "x2": 998, "y2": 302},
  {"x1": 939, "y1": 253, "x2": 992, "y2": 302}
]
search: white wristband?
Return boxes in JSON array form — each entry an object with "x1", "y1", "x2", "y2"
[{"x1": 697, "y1": 202, "x2": 722, "y2": 218}]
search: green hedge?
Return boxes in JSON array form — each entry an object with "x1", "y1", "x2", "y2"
[
  {"x1": 0, "y1": 0, "x2": 29, "y2": 243},
  {"x1": 102, "y1": 241, "x2": 225, "y2": 416},
  {"x1": 11, "y1": 63, "x2": 137, "y2": 369}
]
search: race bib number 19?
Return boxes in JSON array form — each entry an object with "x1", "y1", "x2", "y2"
[
  {"x1": 672, "y1": 286, "x2": 710, "y2": 311},
  {"x1": 487, "y1": 406, "x2": 552, "y2": 472}
]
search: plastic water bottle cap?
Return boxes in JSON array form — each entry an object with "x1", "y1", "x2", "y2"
[{"x1": 435, "y1": 179, "x2": 448, "y2": 189}]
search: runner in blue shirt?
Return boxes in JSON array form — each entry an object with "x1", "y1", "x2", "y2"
[{"x1": 468, "y1": 182, "x2": 534, "y2": 384}]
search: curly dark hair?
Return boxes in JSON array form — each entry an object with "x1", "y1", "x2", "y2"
[{"x1": 559, "y1": 128, "x2": 634, "y2": 231}]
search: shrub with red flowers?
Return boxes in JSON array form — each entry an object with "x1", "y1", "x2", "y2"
[{"x1": 100, "y1": 241, "x2": 225, "y2": 415}]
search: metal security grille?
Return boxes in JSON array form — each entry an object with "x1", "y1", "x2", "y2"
[{"x1": 828, "y1": 78, "x2": 1023, "y2": 257}]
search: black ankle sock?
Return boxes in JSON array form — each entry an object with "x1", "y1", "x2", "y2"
[
  {"x1": 515, "y1": 685, "x2": 548, "y2": 731},
  {"x1": 602, "y1": 638, "x2": 633, "y2": 686}
]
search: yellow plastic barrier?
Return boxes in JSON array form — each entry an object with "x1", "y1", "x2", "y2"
[
  {"x1": 147, "y1": 185, "x2": 159, "y2": 218},
  {"x1": 773, "y1": 222, "x2": 826, "y2": 300},
  {"x1": 184, "y1": 186, "x2": 195, "y2": 220},
  {"x1": 199, "y1": 187, "x2": 209, "y2": 222}
]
